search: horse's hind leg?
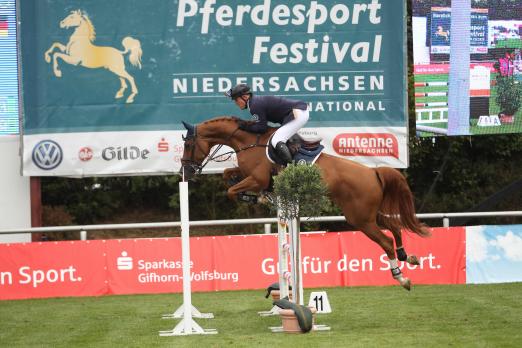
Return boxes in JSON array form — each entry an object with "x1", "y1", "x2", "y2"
[
  {"x1": 390, "y1": 227, "x2": 420, "y2": 266},
  {"x1": 120, "y1": 70, "x2": 137, "y2": 103},
  {"x1": 359, "y1": 222, "x2": 411, "y2": 291},
  {"x1": 115, "y1": 78, "x2": 127, "y2": 99},
  {"x1": 110, "y1": 66, "x2": 137, "y2": 103}
]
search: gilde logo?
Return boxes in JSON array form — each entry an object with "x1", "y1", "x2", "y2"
[
  {"x1": 32, "y1": 140, "x2": 63, "y2": 170},
  {"x1": 102, "y1": 146, "x2": 150, "y2": 161},
  {"x1": 332, "y1": 133, "x2": 398, "y2": 158},
  {"x1": 78, "y1": 147, "x2": 93, "y2": 161}
]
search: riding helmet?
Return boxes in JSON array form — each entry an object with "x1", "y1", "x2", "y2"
[{"x1": 226, "y1": 84, "x2": 252, "y2": 99}]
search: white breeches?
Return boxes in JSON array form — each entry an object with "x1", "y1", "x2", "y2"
[{"x1": 270, "y1": 108, "x2": 309, "y2": 147}]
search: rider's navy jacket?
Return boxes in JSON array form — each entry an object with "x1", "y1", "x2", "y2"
[{"x1": 242, "y1": 95, "x2": 307, "y2": 134}]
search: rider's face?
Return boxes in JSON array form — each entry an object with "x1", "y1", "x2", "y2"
[{"x1": 234, "y1": 95, "x2": 248, "y2": 110}]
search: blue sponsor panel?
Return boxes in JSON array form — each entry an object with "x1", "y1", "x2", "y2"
[
  {"x1": 466, "y1": 225, "x2": 522, "y2": 284},
  {"x1": 430, "y1": 7, "x2": 488, "y2": 54},
  {"x1": 0, "y1": 0, "x2": 19, "y2": 135}
]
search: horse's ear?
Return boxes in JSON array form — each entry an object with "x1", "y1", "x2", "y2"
[
  {"x1": 182, "y1": 121, "x2": 195, "y2": 136},
  {"x1": 182, "y1": 121, "x2": 192, "y2": 130}
]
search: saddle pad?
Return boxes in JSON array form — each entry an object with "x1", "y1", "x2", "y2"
[
  {"x1": 293, "y1": 144, "x2": 324, "y2": 165},
  {"x1": 266, "y1": 136, "x2": 324, "y2": 165}
]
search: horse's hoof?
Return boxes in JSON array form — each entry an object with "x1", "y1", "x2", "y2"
[
  {"x1": 44, "y1": 54, "x2": 51, "y2": 63},
  {"x1": 115, "y1": 92, "x2": 124, "y2": 99},
  {"x1": 399, "y1": 277, "x2": 411, "y2": 291},
  {"x1": 126, "y1": 94, "x2": 136, "y2": 103},
  {"x1": 54, "y1": 70, "x2": 62, "y2": 78},
  {"x1": 407, "y1": 255, "x2": 420, "y2": 265},
  {"x1": 257, "y1": 194, "x2": 270, "y2": 205}
]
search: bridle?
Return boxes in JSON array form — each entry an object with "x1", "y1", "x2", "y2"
[{"x1": 181, "y1": 125, "x2": 267, "y2": 175}]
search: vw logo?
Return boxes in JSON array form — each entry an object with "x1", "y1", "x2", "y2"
[{"x1": 32, "y1": 140, "x2": 63, "y2": 170}]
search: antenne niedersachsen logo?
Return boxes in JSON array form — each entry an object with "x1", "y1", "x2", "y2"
[{"x1": 44, "y1": 9, "x2": 142, "y2": 103}]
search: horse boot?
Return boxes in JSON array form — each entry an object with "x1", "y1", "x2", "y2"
[
  {"x1": 238, "y1": 192, "x2": 258, "y2": 204},
  {"x1": 275, "y1": 141, "x2": 292, "y2": 165}
]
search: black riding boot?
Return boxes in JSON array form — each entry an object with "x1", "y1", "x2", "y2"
[{"x1": 275, "y1": 141, "x2": 292, "y2": 164}]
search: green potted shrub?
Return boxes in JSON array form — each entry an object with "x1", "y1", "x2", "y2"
[{"x1": 496, "y1": 76, "x2": 521, "y2": 123}]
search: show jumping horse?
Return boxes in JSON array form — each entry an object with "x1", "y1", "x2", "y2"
[
  {"x1": 180, "y1": 117, "x2": 431, "y2": 290},
  {"x1": 44, "y1": 10, "x2": 142, "y2": 103}
]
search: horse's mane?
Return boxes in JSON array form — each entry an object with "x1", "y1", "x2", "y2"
[
  {"x1": 199, "y1": 116, "x2": 276, "y2": 135},
  {"x1": 201, "y1": 116, "x2": 241, "y2": 125},
  {"x1": 74, "y1": 10, "x2": 96, "y2": 42}
]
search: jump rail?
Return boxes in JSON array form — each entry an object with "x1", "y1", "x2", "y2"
[{"x1": 1, "y1": 211, "x2": 521, "y2": 238}]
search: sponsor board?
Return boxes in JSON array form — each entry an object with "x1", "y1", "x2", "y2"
[
  {"x1": 22, "y1": 131, "x2": 237, "y2": 176},
  {"x1": 19, "y1": 0, "x2": 408, "y2": 175},
  {"x1": 23, "y1": 127, "x2": 407, "y2": 175},
  {"x1": 0, "y1": 228, "x2": 465, "y2": 300}
]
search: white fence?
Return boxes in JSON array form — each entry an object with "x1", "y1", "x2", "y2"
[{"x1": 0, "y1": 211, "x2": 521, "y2": 240}]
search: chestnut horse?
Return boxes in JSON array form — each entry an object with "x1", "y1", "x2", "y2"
[{"x1": 180, "y1": 117, "x2": 430, "y2": 290}]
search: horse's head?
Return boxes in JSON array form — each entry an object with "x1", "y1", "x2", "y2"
[
  {"x1": 60, "y1": 10, "x2": 84, "y2": 29},
  {"x1": 180, "y1": 121, "x2": 213, "y2": 181}
]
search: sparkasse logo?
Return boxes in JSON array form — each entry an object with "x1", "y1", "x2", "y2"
[
  {"x1": 157, "y1": 138, "x2": 169, "y2": 152},
  {"x1": 332, "y1": 133, "x2": 398, "y2": 158},
  {"x1": 117, "y1": 251, "x2": 133, "y2": 270}
]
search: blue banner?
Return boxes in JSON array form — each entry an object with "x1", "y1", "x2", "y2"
[{"x1": 19, "y1": 0, "x2": 408, "y2": 176}]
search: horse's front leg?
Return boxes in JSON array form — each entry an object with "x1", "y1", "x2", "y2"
[
  {"x1": 44, "y1": 42, "x2": 66, "y2": 64},
  {"x1": 223, "y1": 167, "x2": 243, "y2": 188},
  {"x1": 226, "y1": 175, "x2": 263, "y2": 201},
  {"x1": 52, "y1": 53, "x2": 81, "y2": 78}
]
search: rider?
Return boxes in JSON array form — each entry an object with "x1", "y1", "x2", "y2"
[{"x1": 226, "y1": 84, "x2": 309, "y2": 164}]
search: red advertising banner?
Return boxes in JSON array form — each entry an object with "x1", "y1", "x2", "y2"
[
  {"x1": 0, "y1": 241, "x2": 108, "y2": 300},
  {"x1": 0, "y1": 228, "x2": 465, "y2": 300}
]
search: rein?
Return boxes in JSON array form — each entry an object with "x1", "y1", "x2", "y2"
[{"x1": 182, "y1": 125, "x2": 267, "y2": 174}]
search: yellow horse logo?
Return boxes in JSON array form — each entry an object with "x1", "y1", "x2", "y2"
[
  {"x1": 44, "y1": 10, "x2": 142, "y2": 103},
  {"x1": 435, "y1": 26, "x2": 450, "y2": 42}
]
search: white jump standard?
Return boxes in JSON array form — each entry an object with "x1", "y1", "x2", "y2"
[{"x1": 159, "y1": 181, "x2": 217, "y2": 336}]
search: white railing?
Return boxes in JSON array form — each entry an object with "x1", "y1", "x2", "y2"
[
  {"x1": 0, "y1": 211, "x2": 521, "y2": 240},
  {"x1": 416, "y1": 107, "x2": 449, "y2": 124}
]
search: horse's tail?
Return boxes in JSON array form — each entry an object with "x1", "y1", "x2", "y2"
[
  {"x1": 122, "y1": 37, "x2": 142, "y2": 69},
  {"x1": 375, "y1": 167, "x2": 431, "y2": 237}
]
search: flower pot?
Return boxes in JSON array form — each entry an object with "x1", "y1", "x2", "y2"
[
  {"x1": 270, "y1": 289, "x2": 292, "y2": 301},
  {"x1": 279, "y1": 307, "x2": 317, "y2": 334}
]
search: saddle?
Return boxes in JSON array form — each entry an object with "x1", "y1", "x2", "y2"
[
  {"x1": 267, "y1": 134, "x2": 324, "y2": 166},
  {"x1": 234, "y1": 134, "x2": 325, "y2": 204}
]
